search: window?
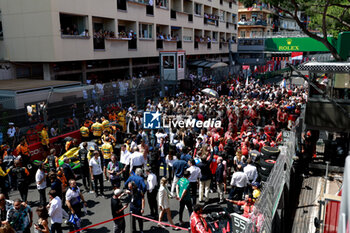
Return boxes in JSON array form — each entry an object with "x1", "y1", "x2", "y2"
[
  {"x1": 156, "y1": 0, "x2": 168, "y2": 8},
  {"x1": 0, "y1": 10, "x2": 3, "y2": 38},
  {"x1": 146, "y1": 5, "x2": 154, "y2": 15},
  {"x1": 194, "y1": 3, "x2": 202, "y2": 15},
  {"x1": 212, "y1": 32, "x2": 218, "y2": 42},
  {"x1": 240, "y1": 30, "x2": 246, "y2": 38},
  {"x1": 117, "y1": 0, "x2": 127, "y2": 10},
  {"x1": 241, "y1": 14, "x2": 246, "y2": 21},
  {"x1": 219, "y1": 11, "x2": 225, "y2": 22},
  {"x1": 178, "y1": 55, "x2": 184, "y2": 68},
  {"x1": 163, "y1": 55, "x2": 175, "y2": 69},
  {"x1": 139, "y1": 23, "x2": 153, "y2": 39}
]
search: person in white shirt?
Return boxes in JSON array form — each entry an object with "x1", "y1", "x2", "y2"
[
  {"x1": 36, "y1": 163, "x2": 47, "y2": 206},
  {"x1": 243, "y1": 158, "x2": 258, "y2": 183},
  {"x1": 244, "y1": 158, "x2": 258, "y2": 195},
  {"x1": 120, "y1": 144, "x2": 131, "y2": 181},
  {"x1": 186, "y1": 159, "x2": 201, "y2": 205},
  {"x1": 145, "y1": 167, "x2": 158, "y2": 218},
  {"x1": 157, "y1": 177, "x2": 177, "y2": 230},
  {"x1": 7, "y1": 123, "x2": 16, "y2": 148},
  {"x1": 47, "y1": 190, "x2": 63, "y2": 233},
  {"x1": 230, "y1": 165, "x2": 248, "y2": 200},
  {"x1": 155, "y1": 129, "x2": 167, "y2": 145},
  {"x1": 89, "y1": 151, "x2": 105, "y2": 198},
  {"x1": 65, "y1": 180, "x2": 87, "y2": 230},
  {"x1": 129, "y1": 150, "x2": 145, "y2": 172}
]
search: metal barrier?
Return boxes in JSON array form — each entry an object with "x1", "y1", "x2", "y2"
[
  {"x1": 0, "y1": 77, "x2": 159, "y2": 141},
  {"x1": 245, "y1": 130, "x2": 297, "y2": 233}
]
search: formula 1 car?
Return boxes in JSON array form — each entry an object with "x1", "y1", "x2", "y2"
[{"x1": 203, "y1": 204, "x2": 233, "y2": 233}]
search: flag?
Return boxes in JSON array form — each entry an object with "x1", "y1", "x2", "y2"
[
  {"x1": 291, "y1": 52, "x2": 303, "y2": 60},
  {"x1": 245, "y1": 76, "x2": 249, "y2": 87}
]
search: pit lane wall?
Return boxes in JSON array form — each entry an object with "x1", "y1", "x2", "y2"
[{"x1": 244, "y1": 129, "x2": 298, "y2": 233}]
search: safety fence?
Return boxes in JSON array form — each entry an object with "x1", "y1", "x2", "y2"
[
  {"x1": 69, "y1": 212, "x2": 189, "y2": 233},
  {"x1": 0, "y1": 77, "x2": 160, "y2": 143},
  {"x1": 244, "y1": 130, "x2": 298, "y2": 233}
]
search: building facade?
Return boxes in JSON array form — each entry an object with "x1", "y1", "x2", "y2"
[
  {"x1": 0, "y1": 0, "x2": 238, "y2": 82},
  {"x1": 237, "y1": 2, "x2": 276, "y2": 39}
]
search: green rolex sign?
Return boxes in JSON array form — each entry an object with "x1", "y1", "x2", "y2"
[{"x1": 265, "y1": 37, "x2": 337, "y2": 52}]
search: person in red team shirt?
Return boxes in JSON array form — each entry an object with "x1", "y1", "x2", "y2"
[
  {"x1": 264, "y1": 121, "x2": 276, "y2": 140},
  {"x1": 190, "y1": 205, "x2": 210, "y2": 233},
  {"x1": 277, "y1": 107, "x2": 288, "y2": 129}
]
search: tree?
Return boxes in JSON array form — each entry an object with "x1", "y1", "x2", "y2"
[{"x1": 240, "y1": 0, "x2": 350, "y2": 61}]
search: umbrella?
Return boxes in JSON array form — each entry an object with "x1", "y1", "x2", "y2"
[
  {"x1": 201, "y1": 88, "x2": 219, "y2": 98},
  {"x1": 210, "y1": 62, "x2": 228, "y2": 69}
]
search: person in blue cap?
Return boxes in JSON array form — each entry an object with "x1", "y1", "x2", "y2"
[{"x1": 251, "y1": 182, "x2": 261, "y2": 201}]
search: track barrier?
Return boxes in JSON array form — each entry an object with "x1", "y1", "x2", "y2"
[{"x1": 69, "y1": 212, "x2": 189, "y2": 232}]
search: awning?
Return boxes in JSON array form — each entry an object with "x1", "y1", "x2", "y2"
[
  {"x1": 210, "y1": 62, "x2": 228, "y2": 69},
  {"x1": 53, "y1": 85, "x2": 94, "y2": 93},
  {"x1": 188, "y1": 60, "x2": 228, "y2": 68}
]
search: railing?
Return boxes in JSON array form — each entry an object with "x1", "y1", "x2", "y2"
[
  {"x1": 128, "y1": 0, "x2": 149, "y2": 4},
  {"x1": 238, "y1": 20, "x2": 268, "y2": 26},
  {"x1": 244, "y1": 127, "x2": 299, "y2": 233},
  {"x1": 238, "y1": 31, "x2": 326, "y2": 39},
  {"x1": 238, "y1": 3, "x2": 273, "y2": 11}
]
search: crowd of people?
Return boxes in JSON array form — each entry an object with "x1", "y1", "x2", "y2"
[{"x1": 0, "y1": 76, "x2": 307, "y2": 233}]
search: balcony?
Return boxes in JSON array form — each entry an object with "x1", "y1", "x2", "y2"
[
  {"x1": 60, "y1": 13, "x2": 89, "y2": 39},
  {"x1": 238, "y1": 3, "x2": 274, "y2": 13},
  {"x1": 204, "y1": 14, "x2": 219, "y2": 26},
  {"x1": 118, "y1": 20, "x2": 137, "y2": 49},
  {"x1": 238, "y1": 19, "x2": 268, "y2": 27}
]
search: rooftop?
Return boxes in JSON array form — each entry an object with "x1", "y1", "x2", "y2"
[{"x1": 0, "y1": 79, "x2": 81, "y2": 92}]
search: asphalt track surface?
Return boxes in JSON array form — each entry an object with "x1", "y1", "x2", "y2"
[{"x1": 9, "y1": 172, "x2": 228, "y2": 233}]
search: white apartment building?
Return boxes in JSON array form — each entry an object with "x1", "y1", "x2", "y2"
[{"x1": 0, "y1": 0, "x2": 238, "y2": 82}]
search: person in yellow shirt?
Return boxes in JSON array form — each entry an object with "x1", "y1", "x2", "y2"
[
  {"x1": 41, "y1": 125, "x2": 50, "y2": 156},
  {"x1": 101, "y1": 138, "x2": 113, "y2": 180},
  {"x1": 101, "y1": 116, "x2": 111, "y2": 133},
  {"x1": 91, "y1": 118, "x2": 103, "y2": 140},
  {"x1": 117, "y1": 110, "x2": 126, "y2": 132},
  {"x1": 80, "y1": 124, "x2": 90, "y2": 142},
  {"x1": 252, "y1": 182, "x2": 261, "y2": 202},
  {"x1": 101, "y1": 130, "x2": 116, "y2": 145}
]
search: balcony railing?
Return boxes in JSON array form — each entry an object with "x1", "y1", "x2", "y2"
[
  {"x1": 128, "y1": 0, "x2": 149, "y2": 4},
  {"x1": 238, "y1": 20, "x2": 268, "y2": 26},
  {"x1": 238, "y1": 3, "x2": 273, "y2": 11}
]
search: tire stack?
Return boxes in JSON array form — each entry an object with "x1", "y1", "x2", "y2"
[{"x1": 257, "y1": 146, "x2": 280, "y2": 182}]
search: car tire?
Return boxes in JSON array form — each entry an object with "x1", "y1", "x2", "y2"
[
  {"x1": 261, "y1": 146, "x2": 280, "y2": 160},
  {"x1": 260, "y1": 157, "x2": 276, "y2": 169},
  {"x1": 258, "y1": 166, "x2": 272, "y2": 176}
]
